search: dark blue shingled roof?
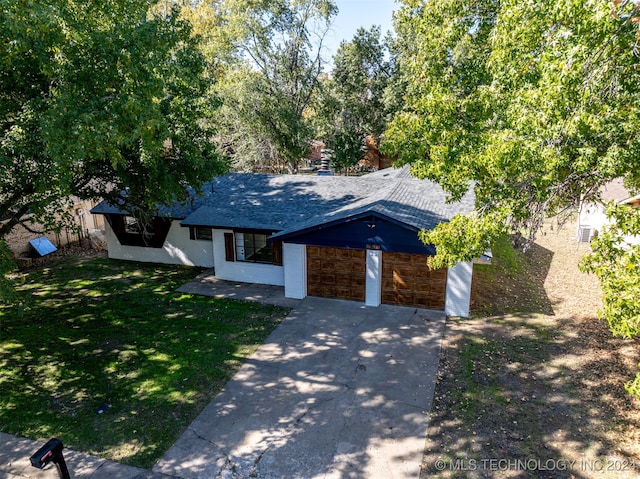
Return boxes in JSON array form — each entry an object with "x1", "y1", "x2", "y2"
[{"x1": 92, "y1": 167, "x2": 475, "y2": 234}]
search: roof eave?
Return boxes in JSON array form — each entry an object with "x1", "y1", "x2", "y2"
[{"x1": 270, "y1": 209, "x2": 422, "y2": 243}]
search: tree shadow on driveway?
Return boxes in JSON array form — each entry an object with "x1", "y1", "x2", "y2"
[{"x1": 154, "y1": 298, "x2": 446, "y2": 479}]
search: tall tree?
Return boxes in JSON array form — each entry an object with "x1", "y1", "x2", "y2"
[
  {"x1": 384, "y1": 0, "x2": 640, "y2": 262},
  {"x1": 383, "y1": 0, "x2": 640, "y2": 395},
  {"x1": 1, "y1": 0, "x2": 226, "y2": 301},
  {"x1": 316, "y1": 26, "x2": 399, "y2": 172},
  {"x1": 1, "y1": 0, "x2": 226, "y2": 233},
  {"x1": 332, "y1": 26, "x2": 396, "y2": 141},
  {"x1": 188, "y1": 0, "x2": 337, "y2": 173}
]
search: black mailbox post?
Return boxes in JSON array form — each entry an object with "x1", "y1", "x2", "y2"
[{"x1": 30, "y1": 438, "x2": 71, "y2": 479}]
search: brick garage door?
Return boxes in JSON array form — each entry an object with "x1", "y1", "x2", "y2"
[
  {"x1": 381, "y1": 252, "x2": 447, "y2": 309},
  {"x1": 307, "y1": 246, "x2": 366, "y2": 301}
]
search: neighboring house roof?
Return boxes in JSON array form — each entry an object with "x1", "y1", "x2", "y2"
[
  {"x1": 621, "y1": 194, "x2": 640, "y2": 208},
  {"x1": 599, "y1": 178, "x2": 635, "y2": 203},
  {"x1": 92, "y1": 166, "x2": 475, "y2": 235}
]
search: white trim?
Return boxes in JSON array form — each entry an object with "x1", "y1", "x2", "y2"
[
  {"x1": 445, "y1": 261, "x2": 473, "y2": 317},
  {"x1": 213, "y1": 229, "x2": 284, "y2": 285},
  {"x1": 365, "y1": 249, "x2": 382, "y2": 306},
  {"x1": 105, "y1": 220, "x2": 214, "y2": 267},
  {"x1": 283, "y1": 243, "x2": 307, "y2": 299}
]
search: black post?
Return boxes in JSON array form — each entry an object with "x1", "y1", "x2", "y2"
[{"x1": 30, "y1": 438, "x2": 71, "y2": 479}]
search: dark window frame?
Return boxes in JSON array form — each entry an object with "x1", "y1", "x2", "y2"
[
  {"x1": 105, "y1": 214, "x2": 170, "y2": 248},
  {"x1": 235, "y1": 232, "x2": 274, "y2": 264},
  {"x1": 189, "y1": 226, "x2": 212, "y2": 241}
]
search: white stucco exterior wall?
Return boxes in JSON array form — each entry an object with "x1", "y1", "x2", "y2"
[
  {"x1": 212, "y1": 229, "x2": 284, "y2": 286},
  {"x1": 105, "y1": 220, "x2": 214, "y2": 267},
  {"x1": 445, "y1": 261, "x2": 473, "y2": 317},
  {"x1": 283, "y1": 243, "x2": 306, "y2": 299},
  {"x1": 365, "y1": 249, "x2": 382, "y2": 306},
  {"x1": 577, "y1": 201, "x2": 608, "y2": 240},
  {"x1": 578, "y1": 200, "x2": 640, "y2": 246}
]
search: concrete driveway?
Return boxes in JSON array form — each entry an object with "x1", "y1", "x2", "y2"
[{"x1": 153, "y1": 295, "x2": 444, "y2": 479}]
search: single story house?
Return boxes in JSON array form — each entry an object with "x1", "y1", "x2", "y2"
[
  {"x1": 577, "y1": 178, "x2": 640, "y2": 244},
  {"x1": 91, "y1": 167, "x2": 476, "y2": 316}
]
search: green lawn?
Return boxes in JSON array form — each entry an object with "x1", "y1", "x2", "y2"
[{"x1": 0, "y1": 256, "x2": 289, "y2": 468}]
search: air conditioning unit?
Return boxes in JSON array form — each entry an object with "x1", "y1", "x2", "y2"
[{"x1": 578, "y1": 226, "x2": 595, "y2": 243}]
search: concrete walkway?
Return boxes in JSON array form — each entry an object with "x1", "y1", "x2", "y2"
[
  {"x1": 1, "y1": 275, "x2": 444, "y2": 479},
  {"x1": 0, "y1": 432, "x2": 172, "y2": 479}
]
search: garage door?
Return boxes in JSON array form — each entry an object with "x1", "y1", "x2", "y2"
[
  {"x1": 307, "y1": 246, "x2": 366, "y2": 301},
  {"x1": 381, "y1": 252, "x2": 447, "y2": 309}
]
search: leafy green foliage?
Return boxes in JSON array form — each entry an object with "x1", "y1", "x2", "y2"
[
  {"x1": 384, "y1": 0, "x2": 640, "y2": 254},
  {"x1": 326, "y1": 122, "x2": 365, "y2": 172},
  {"x1": 1, "y1": 0, "x2": 226, "y2": 237},
  {"x1": 331, "y1": 26, "x2": 396, "y2": 141},
  {"x1": 317, "y1": 26, "x2": 399, "y2": 171},
  {"x1": 386, "y1": 0, "x2": 640, "y2": 397},
  {"x1": 419, "y1": 211, "x2": 507, "y2": 269},
  {"x1": 0, "y1": 239, "x2": 17, "y2": 304},
  {"x1": 581, "y1": 203, "x2": 640, "y2": 339},
  {"x1": 580, "y1": 202, "x2": 640, "y2": 397},
  {"x1": 0, "y1": 256, "x2": 288, "y2": 467},
  {"x1": 190, "y1": 0, "x2": 337, "y2": 172}
]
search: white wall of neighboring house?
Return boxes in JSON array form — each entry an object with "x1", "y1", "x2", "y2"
[
  {"x1": 105, "y1": 220, "x2": 215, "y2": 267},
  {"x1": 212, "y1": 229, "x2": 284, "y2": 285},
  {"x1": 577, "y1": 201, "x2": 608, "y2": 242},
  {"x1": 577, "y1": 179, "x2": 640, "y2": 244},
  {"x1": 577, "y1": 199, "x2": 640, "y2": 246}
]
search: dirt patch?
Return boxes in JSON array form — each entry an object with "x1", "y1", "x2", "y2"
[{"x1": 422, "y1": 222, "x2": 640, "y2": 478}]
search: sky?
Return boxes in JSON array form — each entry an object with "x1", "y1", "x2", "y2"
[{"x1": 322, "y1": 0, "x2": 398, "y2": 64}]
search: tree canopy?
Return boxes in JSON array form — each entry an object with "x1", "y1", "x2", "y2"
[
  {"x1": 1, "y1": 0, "x2": 226, "y2": 239},
  {"x1": 183, "y1": 0, "x2": 337, "y2": 172},
  {"x1": 384, "y1": 0, "x2": 640, "y2": 265},
  {"x1": 316, "y1": 26, "x2": 399, "y2": 172},
  {"x1": 384, "y1": 0, "x2": 640, "y2": 397}
]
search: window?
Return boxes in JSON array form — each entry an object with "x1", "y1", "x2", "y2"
[
  {"x1": 190, "y1": 226, "x2": 212, "y2": 241},
  {"x1": 124, "y1": 216, "x2": 141, "y2": 234},
  {"x1": 105, "y1": 214, "x2": 171, "y2": 248},
  {"x1": 235, "y1": 233, "x2": 274, "y2": 263}
]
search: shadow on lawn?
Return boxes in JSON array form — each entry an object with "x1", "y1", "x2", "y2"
[
  {"x1": 0, "y1": 258, "x2": 287, "y2": 468},
  {"x1": 422, "y1": 316, "x2": 640, "y2": 479},
  {"x1": 471, "y1": 242, "x2": 556, "y2": 317},
  {"x1": 422, "y1": 235, "x2": 640, "y2": 478}
]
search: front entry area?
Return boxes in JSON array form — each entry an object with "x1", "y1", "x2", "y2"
[{"x1": 306, "y1": 246, "x2": 366, "y2": 301}]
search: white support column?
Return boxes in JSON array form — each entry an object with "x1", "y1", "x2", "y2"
[
  {"x1": 445, "y1": 261, "x2": 473, "y2": 317},
  {"x1": 283, "y1": 243, "x2": 307, "y2": 299},
  {"x1": 365, "y1": 249, "x2": 382, "y2": 307}
]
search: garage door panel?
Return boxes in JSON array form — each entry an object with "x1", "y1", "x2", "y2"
[
  {"x1": 413, "y1": 292, "x2": 443, "y2": 309},
  {"x1": 307, "y1": 246, "x2": 365, "y2": 302},
  {"x1": 334, "y1": 261, "x2": 353, "y2": 273},
  {"x1": 382, "y1": 252, "x2": 447, "y2": 309},
  {"x1": 308, "y1": 258, "x2": 323, "y2": 270}
]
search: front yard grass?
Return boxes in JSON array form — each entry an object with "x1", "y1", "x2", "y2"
[{"x1": 0, "y1": 256, "x2": 289, "y2": 469}]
